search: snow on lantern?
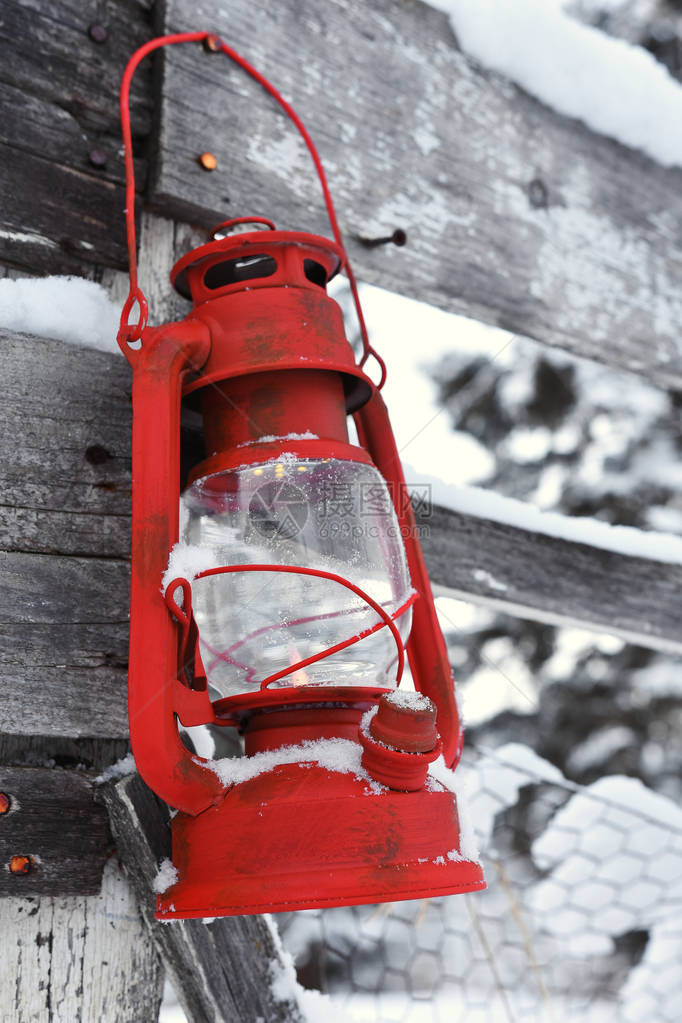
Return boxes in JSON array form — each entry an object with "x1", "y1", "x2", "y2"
[{"x1": 117, "y1": 32, "x2": 485, "y2": 918}]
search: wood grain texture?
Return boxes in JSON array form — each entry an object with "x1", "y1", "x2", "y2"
[
  {"x1": 0, "y1": 550, "x2": 129, "y2": 738},
  {"x1": 103, "y1": 772, "x2": 303, "y2": 1023},
  {"x1": 155, "y1": 0, "x2": 682, "y2": 390},
  {"x1": 0, "y1": 330, "x2": 132, "y2": 559},
  {"x1": 0, "y1": 858, "x2": 163, "y2": 1022},
  {"x1": 0, "y1": 0, "x2": 154, "y2": 274},
  {"x1": 0, "y1": 734, "x2": 130, "y2": 773},
  {"x1": 5, "y1": 500, "x2": 682, "y2": 741},
  {"x1": 0, "y1": 767, "x2": 112, "y2": 896}
]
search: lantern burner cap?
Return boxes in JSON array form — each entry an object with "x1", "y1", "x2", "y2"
[{"x1": 170, "y1": 222, "x2": 345, "y2": 300}]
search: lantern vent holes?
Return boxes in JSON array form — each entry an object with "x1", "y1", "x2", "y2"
[
  {"x1": 303, "y1": 259, "x2": 328, "y2": 288},
  {"x1": 204, "y1": 254, "x2": 277, "y2": 290}
]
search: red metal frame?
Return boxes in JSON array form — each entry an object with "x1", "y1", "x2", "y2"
[
  {"x1": 118, "y1": 32, "x2": 480, "y2": 916},
  {"x1": 356, "y1": 393, "x2": 465, "y2": 767}
]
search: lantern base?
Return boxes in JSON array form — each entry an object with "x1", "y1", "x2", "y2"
[{"x1": 156, "y1": 758, "x2": 484, "y2": 918}]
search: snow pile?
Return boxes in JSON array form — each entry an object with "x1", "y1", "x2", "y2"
[
  {"x1": 431, "y1": 0, "x2": 682, "y2": 167},
  {"x1": 429, "y1": 756, "x2": 481, "y2": 862},
  {"x1": 94, "y1": 752, "x2": 136, "y2": 784},
  {"x1": 162, "y1": 543, "x2": 216, "y2": 595},
  {"x1": 408, "y1": 465, "x2": 682, "y2": 565},
  {"x1": 206, "y1": 737, "x2": 384, "y2": 793},
  {"x1": 237, "y1": 431, "x2": 319, "y2": 446},
  {"x1": 153, "y1": 858, "x2": 179, "y2": 895},
  {"x1": 385, "y1": 689, "x2": 434, "y2": 712},
  {"x1": 0, "y1": 275, "x2": 120, "y2": 351},
  {"x1": 266, "y1": 916, "x2": 354, "y2": 1022}
]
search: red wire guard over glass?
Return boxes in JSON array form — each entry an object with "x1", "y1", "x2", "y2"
[
  {"x1": 118, "y1": 31, "x2": 386, "y2": 386},
  {"x1": 164, "y1": 563, "x2": 417, "y2": 691}
]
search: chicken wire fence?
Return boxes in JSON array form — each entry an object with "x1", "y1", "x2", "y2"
[{"x1": 276, "y1": 743, "x2": 682, "y2": 1023}]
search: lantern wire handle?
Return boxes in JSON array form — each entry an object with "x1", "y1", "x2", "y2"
[
  {"x1": 118, "y1": 31, "x2": 387, "y2": 387},
  {"x1": 167, "y1": 563, "x2": 417, "y2": 689}
]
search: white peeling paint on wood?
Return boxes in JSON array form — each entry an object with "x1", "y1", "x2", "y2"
[{"x1": 0, "y1": 859, "x2": 163, "y2": 1023}]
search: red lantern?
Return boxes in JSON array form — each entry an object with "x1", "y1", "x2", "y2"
[{"x1": 118, "y1": 33, "x2": 485, "y2": 918}]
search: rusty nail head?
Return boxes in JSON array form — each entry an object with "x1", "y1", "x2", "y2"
[
  {"x1": 0, "y1": 793, "x2": 10, "y2": 815},
  {"x1": 204, "y1": 34, "x2": 222, "y2": 52},
  {"x1": 358, "y1": 229, "x2": 408, "y2": 249},
  {"x1": 88, "y1": 24, "x2": 107, "y2": 43},
  {"x1": 10, "y1": 855, "x2": 32, "y2": 875},
  {"x1": 199, "y1": 152, "x2": 218, "y2": 171},
  {"x1": 89, "y1": 148, "x2": 107, "y2": 169}
]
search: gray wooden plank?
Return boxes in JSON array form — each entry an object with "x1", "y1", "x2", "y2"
[
  {"x1": 0, "y1": 147, "x2": 131, "y2": 274},
  {"x1": 0, "y1": 0, "x2": 154, "y2": 273},
  {"x1": 5, "y1": 504, "x2": 682, "y2": 741},
  {"x1": 417, "y1": 504, "x2": 682, "y2": 656},
  {"x1": 102, "y1": 772, "x2": 303, "y2": 1023},
  {"x1": 0, "y1": 734, "x2": 130, "y2": 773},
  {"x1": 0, "y1": 766, "x2": 112, "y2": 897},
  {"x1": 154, "y1": 0, "x2": 682, "y2": 390},
  {"x1": 0, "y1": 858, "x2": 163, "y2": 1022},
  {"x1": 0, "y1": 330, "x2": 132, "y2": 559},
  {"x1": 0, "y1": 551, "x2": 129, "y2": 738}
]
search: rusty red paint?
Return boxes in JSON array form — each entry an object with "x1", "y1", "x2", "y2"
[
  {"x1": 9, "y1": 855, "x2": 31, "y2": 875},
  {"x1": 360, "y1": 696, "x2": 442, "y2": 792},
  {"x1": 117, "y1": 32, "x2": 477, "y2": 918},
  {"x1": 121, "y1": 224, "x2": 475, "y2": 913},
  {"x1": 369, "y1": 693, "x2": 438, "y2": 753},
  {"x1": 156, "y1": 763, "x2": 483, "y2": 918},
  {"x1": 198, "y1": 152, "x2": 217, "y2": 171}
]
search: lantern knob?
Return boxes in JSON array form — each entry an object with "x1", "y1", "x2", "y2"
[
  {"x1": 370, "y1": 691, "x2": 438, "y2": 752},
  {"x1": 360, "y1": 692, "x2": 441, "y2": 791}
]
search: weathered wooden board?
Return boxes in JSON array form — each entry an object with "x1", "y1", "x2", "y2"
[
  {"x1": 0, "y1": 550, "x2": 129, "y2": 738},
  {"x1": 5, "y1": 501, "x2": 682, "y2": 739},
  {"x1": 103, "y1": 772, "x2": 302, "y2": 1023},
  {"x1": 418, "y1": 504, "x2": 682, "y2": 657},
  {"x1": 0, "y1": 330, "x2": 132, "y2": 559},
  {"x1": 0, "y1": 766, "x2": 112, "y2": 896},
  {"x1": 0, "y1": 0, "x2": 154, "y2": 274},
  {"x1": 154, "y1": 0, "x2": 682, "y2": 391},
  {"x1": 0, "y1": 734, "x2": 130, "y2": 774},
  {"x1": 0, "y1": 857, "x2": 163, "y2": 1022}
]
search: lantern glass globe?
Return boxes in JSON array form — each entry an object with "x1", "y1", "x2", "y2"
[{"x1": 181, "y1": 457, "x2": 413, "y2": 696}]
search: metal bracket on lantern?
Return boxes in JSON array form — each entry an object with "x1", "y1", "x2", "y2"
[{"x1": 165, "y1": 579, "x2": 216, "y2": 728}]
